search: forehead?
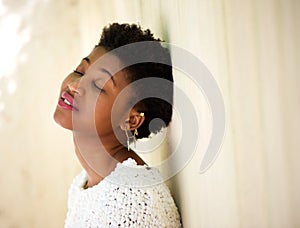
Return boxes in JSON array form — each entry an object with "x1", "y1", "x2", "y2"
[
  {"x1": 87, "y1": 46, "x2": 123, "y2": 73},
  {"x1": 88, "y1": 46, "x2": 108, "y2": 62},
  {"x1": 87, "y1": 46, "x2": 130, "y2": 87}
]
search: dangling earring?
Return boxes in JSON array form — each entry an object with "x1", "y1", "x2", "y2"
[
  {"x1": 133, "y1": 128, "x2": 138, "y2": 148},
  {"x1": 124, "y1": 126, "x2": 131, "y2": 151},
  {"x1": 124, "y1": 112, "x2": 144, "y2": 151},
  {"x1": 124, "y1": 128, "x2": 139, "y2": 151},
  {"x1": 124, "y1": 126, "x2": 134, "y2": 151}
]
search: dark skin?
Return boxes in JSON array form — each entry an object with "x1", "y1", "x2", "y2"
[{"x1": 54, "y1": 46, "x2": 146, "y2": 188}]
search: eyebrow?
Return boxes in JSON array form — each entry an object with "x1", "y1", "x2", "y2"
[
  {"x1": 83, "y1": 57, "x2": 116, "y2": 86},
  {"x1": 100, "y1": 68, "x2": 116, "y2": 86}
]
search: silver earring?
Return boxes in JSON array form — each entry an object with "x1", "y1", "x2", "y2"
[
  {"x1": 133, "y1": 128, "x2": 138, "y2": 148},
  {"x1": 124, "y1": 128, "x2": 134, "y2": 151},
  {"x1": 124, "y1": 128, "x2": 139, "y2": 151},
  {"x1": 124, "y1": 113, "x2": 144, "y2": 151}
]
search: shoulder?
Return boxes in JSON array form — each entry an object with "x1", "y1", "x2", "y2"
[
  {"x1": 114, "y1": 149, "x2": 147, "y2": 166},
  {"x1": 66, "y1": 159, "x2": 181, "y2": 227},
  {"x1": 104, "y1": 158, "x2": 163, "y2": 187},
  {"x1": 99, "y1": 159, "x2": 181, "y2": 226}
]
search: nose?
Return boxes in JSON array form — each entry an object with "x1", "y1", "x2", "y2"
[{"x1": 67, "y1": 78, "x2": 85, "y2": 96}]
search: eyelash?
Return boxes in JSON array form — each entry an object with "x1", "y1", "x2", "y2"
[
  {"x1": 92, "y1": 81, "x2": 103, "y2": 92},
  {"x1": 73, "y1": 70, "x2": 84, "y2": 76},
  {"x1": 73, "y1": 70, "x2": 103, "y2": 92}
]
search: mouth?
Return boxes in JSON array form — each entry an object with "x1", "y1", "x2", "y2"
[{"x1": 58, "y1": 91, "x2": 79, "y2": 111}]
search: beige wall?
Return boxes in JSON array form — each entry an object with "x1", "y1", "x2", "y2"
[{"x1": 0, "y1": 0, "x2": 299, "y2": 227}]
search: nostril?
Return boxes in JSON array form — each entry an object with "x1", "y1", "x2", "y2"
[
  {"x1": 67, "y1": 84, "x2": 77, "y2": 93},
  {"x1": 67, "y1": 77, "x2": 85, "y2": 96},
  {"x1": 68, "y1": 85, "x2": 85, "y2": 97},
  {"x1": 68, "y1": 80, "x2": 80, "y2": 93}
]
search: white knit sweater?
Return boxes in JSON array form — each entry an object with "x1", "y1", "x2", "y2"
[{"x1": 64, "y1": 158, "x2": 181, "y2": 227}]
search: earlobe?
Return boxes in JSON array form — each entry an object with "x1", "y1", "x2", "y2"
[{"x1": 120, "y1": 120, "x2": 129, "y2": 131}]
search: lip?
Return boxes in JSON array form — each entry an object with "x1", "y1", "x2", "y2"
[{"x1": 58, "y1": 91, "x2": 79, "y2": 111}]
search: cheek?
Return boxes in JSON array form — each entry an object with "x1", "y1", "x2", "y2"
[
  {"x1": 93, "y1": 96, "x2": 126, "y2": 133},
  {"x1": 93, "y1": 97, "x2": 114, "y2": 132}
]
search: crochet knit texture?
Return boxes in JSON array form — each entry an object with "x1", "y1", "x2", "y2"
[{"x1": 64, "y1": 158, "x2": 181, "y2": 227}]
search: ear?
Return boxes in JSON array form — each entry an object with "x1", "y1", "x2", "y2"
[{"x1": 120, "y1": 109, "x2": 145, "y2": 131}]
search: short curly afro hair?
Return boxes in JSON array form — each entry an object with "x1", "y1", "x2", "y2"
[{"x1": 97, "y1": 23, "x2": 173, "y2": 139}]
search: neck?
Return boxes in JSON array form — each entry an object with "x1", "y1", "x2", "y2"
[{"x1": 72, "y1": 128, "x2": 128, "y2": 188}]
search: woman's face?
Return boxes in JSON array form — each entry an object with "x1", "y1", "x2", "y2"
[{"x1": 53, "y1": 46, "x2": 131, "y2": 137}]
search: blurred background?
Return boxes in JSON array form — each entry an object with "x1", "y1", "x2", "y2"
[{"x1": 0, "y1": 0, "x2": 299, "y2": 227}]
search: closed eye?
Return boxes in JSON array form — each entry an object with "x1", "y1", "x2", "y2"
[
  {"x1": 92, "y1": 81, "x2": 104, "y2": 92},
  {"x1": 73, "y1": 70, "x2": 84, "y2": 76}
]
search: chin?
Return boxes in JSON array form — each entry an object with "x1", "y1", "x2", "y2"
[{"x1": 53, "y1": 109, "x2": 73, "y2": 130}]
